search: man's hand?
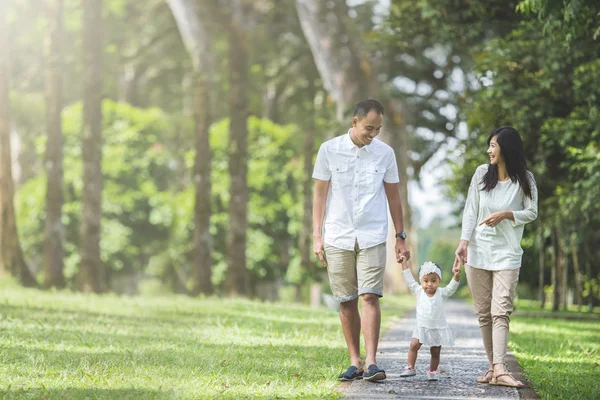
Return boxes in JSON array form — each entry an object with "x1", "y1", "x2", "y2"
[
  {"x1": 452, "y1": 258, "x2": 461, "y2": 281},
  {"x1": 396, "y1": 239, "x2": 410, "y2": 263},
  {"x1": 479, "y1": 211, "x2": 509, "y2": 228},
  {"x1": 313, "y1": 236, "x2": 327, "y2": 267},
  {"x1": 455, "y1": 239, "x2": 468, "y2": 265}
]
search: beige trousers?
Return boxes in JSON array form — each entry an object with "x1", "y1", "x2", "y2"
[{"x1": 465, "y1": 265, "x2": 520, "y2": 365}]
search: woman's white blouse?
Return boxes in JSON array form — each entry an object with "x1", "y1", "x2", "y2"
[
  {"x1": 402, "y1": 269, "x2": 459, "y2": 329},
  {"x1": 460, "y1": 165, "x2": 538, "y2": 270}
]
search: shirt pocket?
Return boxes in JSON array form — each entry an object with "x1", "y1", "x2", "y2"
[
  {"x1": 331, "y1": 163, "x2": 352, "y2": 188},
  {"x1": 365, "y1": 165, "x2": 385, "y2": 193}
]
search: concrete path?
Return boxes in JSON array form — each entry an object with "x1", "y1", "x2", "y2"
[{"x1": 343, "y1": 299, "x2": 532, "y2": 400}]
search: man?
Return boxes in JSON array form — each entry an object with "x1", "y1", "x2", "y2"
[{"x1": 312, "y1": 99, "x2": 411, "y2": 382}]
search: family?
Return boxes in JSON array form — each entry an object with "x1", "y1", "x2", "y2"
[{"x1": 312, "y1": 99, "x2": 538, "y2": 387}]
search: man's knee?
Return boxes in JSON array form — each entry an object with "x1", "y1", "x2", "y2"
[
  {"x1": 339, "y1": 298, "x2": 358, "y2": 312},
  {"x1": 359, "y1": 293, "x2": 379, "y2": 305}
]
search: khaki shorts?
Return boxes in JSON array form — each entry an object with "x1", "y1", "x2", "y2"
[{"x1": 324, "y1": 242, "x2": 386, "y2": 303}]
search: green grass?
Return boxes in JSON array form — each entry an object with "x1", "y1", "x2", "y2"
[
  {"x1": 0, "y1": 284, "x2": 413, "y2": 399},
  {"x1": 510, "y1": 305, "x2": 600, "y2": 400}
]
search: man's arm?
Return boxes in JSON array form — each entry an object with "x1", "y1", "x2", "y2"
[
  {"x1": 313, "y1": 179, "x2": 330, "y2": 267},
  {"x1": 384, "y1": 181, "x2": 410, "y2": 262}
]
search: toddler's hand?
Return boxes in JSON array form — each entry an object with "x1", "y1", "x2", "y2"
[
  {"x1": 400, "y1": 259, "x2": 410, "y2": 271},
  {"x1": 452, "y1": 258, "x2": 461, "y2": 280}
]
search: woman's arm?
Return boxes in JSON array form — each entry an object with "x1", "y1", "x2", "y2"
[
  {"x1": 456, "y1": 167, "x2": 482, "y2": 263},
  {"x1": 511, "y1": 173, "x2": 538, "y2": 226},
  {"x1": 460, "y1": 168, "x2": 481, "y2": 241}
]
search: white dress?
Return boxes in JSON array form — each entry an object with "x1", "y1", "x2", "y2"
[
  {"x1": 460, "y1": 165, "x2": 538, "y2": 270},
  {"x1": 402, "y1": 269, "x2": 459, "y2": 346}
]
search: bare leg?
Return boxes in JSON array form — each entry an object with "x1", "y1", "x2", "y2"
[
  {"x1": 407, "y1": 338, "x2": 422, "y2": 368},
  {"x1": 429, "y1": 346, "x2": 441, "y2": 371},
  {"x1": 360, "y1": 293, "x2": 380, "y2": 366},
  {"x1": 339, "y1": 298, "x2": 362, "y2": 368}
]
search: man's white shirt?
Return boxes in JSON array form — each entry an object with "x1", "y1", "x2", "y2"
[{"x1": 312, "y1": 131, "x2": 400, "y2": 251}]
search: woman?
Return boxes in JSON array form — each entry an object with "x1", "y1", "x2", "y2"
[{"x1": 455, "y1": 126, "x2": 538, "y2": 388}]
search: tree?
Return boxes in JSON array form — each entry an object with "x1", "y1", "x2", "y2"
[
  {"x1": 225, "y1": 1, "x2": 251, "y2": 296},
  {"x1": 78, "y1": 0, "x2": 105, "y2": 293},
  {"x1": 0, "y1": 2, "x2": 36, "y2": 287},
  {"x1": 43, "y1": 0, "x2": 65, "y2": 289},
  {"x1": 165, "y1": 0, "x2": 215, "y2": 295}
]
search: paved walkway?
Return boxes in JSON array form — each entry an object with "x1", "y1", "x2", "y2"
[{"x1": 343, "y1": 299, "x2": 529, "y2": 399}]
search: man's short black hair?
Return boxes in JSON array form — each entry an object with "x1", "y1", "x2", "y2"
[{"x1": 353, "y1": 99, "x2": 384, "y2": 118}]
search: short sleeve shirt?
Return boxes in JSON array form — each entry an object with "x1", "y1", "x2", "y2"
[{"x1": 312, "y1": 131, "x2": 400, "y2": 250}]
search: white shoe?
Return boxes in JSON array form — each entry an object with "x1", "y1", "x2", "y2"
[
  {"x1": 427, "y1": 370, "x2": 438, "y2": 381},
  {"x1": 399, "y1": 367, "x2": 416, "y2": 377}
]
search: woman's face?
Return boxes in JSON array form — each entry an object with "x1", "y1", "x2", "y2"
[{"x1": 487, "y1": 136, "x2": 503, "y2": 165}]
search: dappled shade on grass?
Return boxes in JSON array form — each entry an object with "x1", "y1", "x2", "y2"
[
  {"x1": 510, "y1": 315, "x2": 600, "y2": 400},
  {"x1": 0, "y1": 286, "x2": 413, "y2": 399}
]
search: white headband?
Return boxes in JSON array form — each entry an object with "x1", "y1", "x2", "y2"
[{"x1": 419, "y1": 261, "x2": 442, "y2": 281}]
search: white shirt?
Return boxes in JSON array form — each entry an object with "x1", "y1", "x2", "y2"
[
  {"x1": 402, "y1": 269, "x2": 459, "y2": 329},
  {"x1": 312, "y1": 131, "x2": 400, "y2": 250},
  {"x1": 460, "y1": 165, "x2": 538, "y2": 270}
]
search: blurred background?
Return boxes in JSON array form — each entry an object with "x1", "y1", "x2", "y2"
[{"x1": 1, "y1": 0, "x2": 598, "y2": 310}]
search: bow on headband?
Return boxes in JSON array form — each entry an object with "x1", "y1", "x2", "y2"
[{"x1": 419, "y1": 261, "x2": 442, "y2": 281}]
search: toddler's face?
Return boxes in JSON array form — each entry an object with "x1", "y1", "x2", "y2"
[{"x1": 421, "y1": 273, "x2": 440, "y2": 295}]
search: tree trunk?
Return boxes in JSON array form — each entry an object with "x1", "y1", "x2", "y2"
[
  {"x1": 43, "y1": 0, "x2": 65, "y2": 289},
  {"x1": 225, "y1": 3, "x2": 250, "y2": 296},
  {"x1": 0, "y1": 3, "x2": 36, "y2": 287},
  {"x1": 192, "y1": 75, "x2": 213, "y2": 295},
  {"x1": 538, "y1": 225, "x2": 545, "y2": 308},
  {"x1": 550, "y1": 226, "x2": 559, "y2": 312},
  {"x1": 78, "y1": 0, "x2": 105, "y2": 293},
  {"x1": 560, "y1": 233, "x2": 568, "y2": 310},
  {"x1": 166, "y1": 0, "x2": 215, "y2": 295},
  {"x1": 570, "y1": 232, "x2": 583, "y2": 310},
  {"x1": 295, "y1": 0, "x2": 347, "y2": 120},
  {"x1": 584, "y1": 242, "x2": 594, "y2": 312},
  {"x1": 299, "y1": 88, "x2": 317, "y2": 286}
]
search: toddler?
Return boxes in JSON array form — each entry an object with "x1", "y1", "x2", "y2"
[{"x1": 399, "y1": 260, "x2": 461, "y2": 380}]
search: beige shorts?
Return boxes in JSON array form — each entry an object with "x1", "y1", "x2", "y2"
[{"x1": 324, "y1": 242, "x2": 386, "y2": 303}]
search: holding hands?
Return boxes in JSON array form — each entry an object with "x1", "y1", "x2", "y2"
[{"x1": 452, "y1": 258, "x2": 461, "y2": 282}]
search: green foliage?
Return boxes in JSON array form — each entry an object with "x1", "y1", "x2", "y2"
[
  {"x1": 16, "y1": 100, "x2": 181, "y2": 284},
  {"x1": 15, "y1": 101, "x2": 308, "y2": 293},
  {"x1": 208, "y1": 117, "x2": 305, "y2": 287}
]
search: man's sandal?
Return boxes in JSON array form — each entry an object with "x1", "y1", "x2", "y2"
[
  {"x1": 489, "y1": 372, "x2": 525, "y2": 388},
  {"x1": 476, "y1": 369, "x2": 493, "y2": 383}
]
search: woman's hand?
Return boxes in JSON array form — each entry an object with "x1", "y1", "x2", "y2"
[
  {"x1": 479, "y1": 211, "x2": 510, "y2": 228},
  {"x1": 455, "y1": 239, "x2": 468, "y2": 265}
]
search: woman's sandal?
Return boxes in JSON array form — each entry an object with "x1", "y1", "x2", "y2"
[
  {"x1": 476, "y1": 369, "x2": 493, "y2": 383},
  {"x1": 489, "y1": 372, "x2": 525, "y2": 388}
]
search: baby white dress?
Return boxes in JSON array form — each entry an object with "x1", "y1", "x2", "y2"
[{"x1": 402, "y1": 269, "x2": 459, "y2": 346}]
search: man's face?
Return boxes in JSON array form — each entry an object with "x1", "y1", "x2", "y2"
[{"x1": 351, "y1": 110, "x2": 383, "y2": 147}]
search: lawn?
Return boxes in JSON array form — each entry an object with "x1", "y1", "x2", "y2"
[
  {"x1": 0, "y1": 283, "x2": 414, "y2": 399},
  {"x1": 510, "y1": 301, "x2": 600, "y2": 400}
]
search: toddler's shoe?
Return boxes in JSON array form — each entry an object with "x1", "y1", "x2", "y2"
[
  {"x1": 399, "y1": 366, "x2": 416, "y2": 377},
  {"x1": 427, "y1": 370, "x2": 438, "y2": 381}
]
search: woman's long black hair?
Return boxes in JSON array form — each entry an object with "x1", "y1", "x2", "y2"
[{"x1": 481, "y1": 126, "x2": 534, "y2": 199}]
